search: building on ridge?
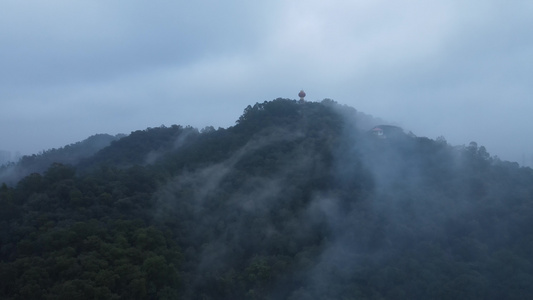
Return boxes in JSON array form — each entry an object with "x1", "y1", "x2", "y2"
[{"x1": 298, "y1": 90, "x2": 306, "y2": 102}]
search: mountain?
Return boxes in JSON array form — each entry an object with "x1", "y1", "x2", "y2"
[
  {"x1": 1, "y1": 98, "x2": 533, "y2": 299},
  {"x1": 0, "y1": 134, "x2": 122, "y2": 185}
]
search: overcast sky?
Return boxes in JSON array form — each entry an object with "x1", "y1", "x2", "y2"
[{"x1": 1, "y1": 1, "x2": 532, "y2": 165}]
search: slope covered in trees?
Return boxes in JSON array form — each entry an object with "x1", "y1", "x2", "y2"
[
  {"x1": 1, "y1": 98, "x2": 533, "y2": 299},
  {"x1": 0, "y1": 134, "x2": 122, "y2": 185}
]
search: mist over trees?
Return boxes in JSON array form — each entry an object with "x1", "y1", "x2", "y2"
[
  {"x1": 1, "y1": 98, "x2": 533, "y2": 299},
  {"x1": 0, "y1": 134, "x2": 122, "y2": 186}
]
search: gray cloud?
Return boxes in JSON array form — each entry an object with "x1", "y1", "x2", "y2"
[{"x1": 1, "y1": 0, "x2": 532, "y2": 165}]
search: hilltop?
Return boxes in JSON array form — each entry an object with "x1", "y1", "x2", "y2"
[{"x1": 1, "y1": 98, "x2": 533, "y2": 299}]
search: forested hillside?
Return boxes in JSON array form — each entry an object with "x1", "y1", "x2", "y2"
[
  {"x1": 1, "y1": 98, "x2": 533, "y2": 299},
  {"x1": 0, "y1": 134, "x2": 122, "y2": 185}
]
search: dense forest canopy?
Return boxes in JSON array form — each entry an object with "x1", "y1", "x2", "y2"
[{"x1": 1, "y1": 98, "x2": 533, "y2": 299}]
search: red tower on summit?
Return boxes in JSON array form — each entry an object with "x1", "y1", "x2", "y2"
[{"x1": 298, "y1": 90, "x2": 306, "y2": 102}]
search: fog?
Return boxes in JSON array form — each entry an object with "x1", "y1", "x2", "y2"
[
  {"x1": 2, "y1": 97, "x2": 531, "y2": 298},
  {"x1": 145, "y1": 100, "x2": 532, "y2": 298}
]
